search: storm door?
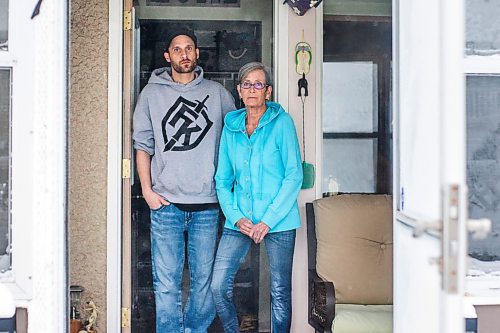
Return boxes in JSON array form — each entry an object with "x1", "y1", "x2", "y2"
[
  {"x1": 394, "y1": 0, "x2": 468, "y2": 331},
  {"x1": 122, "y1": 1, "x2": 275, "y2": 332}
]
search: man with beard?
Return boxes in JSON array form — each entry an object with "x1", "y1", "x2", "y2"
[{"x1": 133, "y1": 27, "x2": 235, "y2": 333}]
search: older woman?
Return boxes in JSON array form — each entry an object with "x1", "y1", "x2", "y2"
[{"x1": 211, "y1": 62, "x2": 303, "y2": 333}]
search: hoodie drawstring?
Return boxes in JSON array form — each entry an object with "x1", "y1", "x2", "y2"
[
  {"x1": 259, "y1": 126, "x2": 265, "y2": 200},
  {"x1": 232, "y1": 132, "x2": 238, "y2": 210}
]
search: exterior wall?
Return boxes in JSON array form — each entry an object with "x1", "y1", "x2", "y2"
[
  {"x1": 69, "y1": 0, "x2": 109, "y2": 330},
  {"x1": 475, "y1": 305, "x2": 500, "y2": 333}
]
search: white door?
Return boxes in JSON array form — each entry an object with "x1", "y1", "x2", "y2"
[{"x1": 394, "y1": 0, "x2": 467, "y2": 332}]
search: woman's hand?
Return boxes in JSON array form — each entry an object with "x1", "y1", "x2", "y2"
[
  {"x1": 143, "y1": 189, "x2": 170, "y2": 210},
  {"x1": 251, "y1": 222, "x2": 270, "y2": 244},
  {"x1": 236, "y1": 218, "x2": 254, "y2": 237}
]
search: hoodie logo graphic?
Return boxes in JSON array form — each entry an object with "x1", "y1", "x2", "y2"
[{"x1": 162, "y1": 95, "x2": 213, "y2": 151}]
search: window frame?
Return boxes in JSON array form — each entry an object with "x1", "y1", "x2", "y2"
[
  {"x1": 0, "y1": 1, "x2": 35, "y2": 301},
  {"x1": 464, "y1": 57, "x2": 500, "y2": 75}
]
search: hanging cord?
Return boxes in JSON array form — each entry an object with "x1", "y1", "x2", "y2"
[
  {"x1": 301, "y1": 94, "x2": 306, "y2": 162},
  {"x1": 298, "y1": 73, "x2": 309, "y2": 162}
]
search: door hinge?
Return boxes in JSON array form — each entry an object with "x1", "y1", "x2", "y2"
[
  {"x1": 121, "y1": 307, "x2": 131, "y2": 328},
  {"x1": 122, "y1": 159, "x2": 131, "y2": 179},
  {"x1": 123, "y1": 10, "x2": 132, "y2": 31}
]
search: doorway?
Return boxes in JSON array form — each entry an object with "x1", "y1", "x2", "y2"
[{"x1": 123, "y1": 1, "x2": 274, "y2": 332}]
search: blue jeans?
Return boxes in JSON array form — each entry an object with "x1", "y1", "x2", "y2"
[
  {"x1": 210, "y1": 228, "x2": 296, "y2": 333},
  {"x1": 150, "y1": 204, "x2": 219, "y2": 333}
]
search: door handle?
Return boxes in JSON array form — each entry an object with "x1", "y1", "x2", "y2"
[
  {"x1": 394, "y1": 211, "x2": 441, "y2": 238},
  {"x1": 409, "y1": 219, "x2": 491, "y2": 239},
  {"x1": 412, "y1": 219, "x2": 441, "y2": 238},
  {"x1": 467, "y1": 218, "x2": 491, "y2": 240}
]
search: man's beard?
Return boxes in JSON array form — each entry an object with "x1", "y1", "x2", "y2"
[{"x1": 171, "y1": 58, "x2": 197, "y2": 74}]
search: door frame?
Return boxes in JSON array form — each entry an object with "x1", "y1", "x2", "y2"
[
  {"x1": 107, "y1": 0, "x2": 124, "y2": 331},
  {"x1": 106, "y1": 1, "x2": 291, "y2": 332}
]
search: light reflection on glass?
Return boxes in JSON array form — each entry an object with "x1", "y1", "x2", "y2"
[
  {"x1": 323, "y1": 62, "x2": 378, "y2": 133},
  {"x1": 323, "y1": 138, "x2": 377, "y2": 193}
]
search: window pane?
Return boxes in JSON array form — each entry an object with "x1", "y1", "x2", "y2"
[
  {"x1": 322, "y1": 138, "x2": 377, "y2": 193},
  {"x1": 0, "y1": 0, "x2": 7, "y2": 50},
  {"x1": 466, "y1": 0, "x2": 500, "y2": 55},
  {"x1": 466, "y1": 75, "x2": 500, "y2": 262},
  {"x1": 323, "y1": 62, "x2": 378, "y2": 133},
  {"x1": 0, "y1": 68, "x2": 11, "y2": 272}
]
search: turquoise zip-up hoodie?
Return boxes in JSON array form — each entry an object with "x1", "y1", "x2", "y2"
[{"x1": 215, "y1": 101, "x2": 303, "y2": 233}]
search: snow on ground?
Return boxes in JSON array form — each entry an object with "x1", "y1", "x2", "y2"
[
  {"x1": 468, "y1": 257, "x2": 500, "y2": 275},
  {"x1": 466, "y1": 257, "x2": 500, "y2": 298}
]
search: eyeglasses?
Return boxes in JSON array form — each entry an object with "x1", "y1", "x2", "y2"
[{"x1": 240, "y1": 81, "x2": 269, "y2": 90}]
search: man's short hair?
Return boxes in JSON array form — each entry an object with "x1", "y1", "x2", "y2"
[{"x1": 164, "y1": 26, "x2": 198, "y2": 52}]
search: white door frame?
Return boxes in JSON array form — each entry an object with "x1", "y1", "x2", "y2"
[{"x1": 107, "y1": 0, "x2": 123, "y2": 331}]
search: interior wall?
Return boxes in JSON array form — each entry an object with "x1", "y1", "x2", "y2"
[
  {"x1": 69, "y1": 0, "x2": 109, "y2": 330},
  {"x1": 287, "y1": 6, "x2": 318, "y2": 333}
]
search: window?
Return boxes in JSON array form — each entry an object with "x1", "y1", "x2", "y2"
[
  {"x1": 466, "y1": 0, "x2": 500, "y2": 56},
  {"x1": 322, "y1": 16, "x2": 392, "y2": 194},
  {"x1": 323, "y1": 61, "x2": 379, "y2": 193},
  {"x1": 466, "y1": 75, "x2": 500, "y2": 261},
  {"x1": 465, "y1": 0, "x2": 500, "y2": 295}
]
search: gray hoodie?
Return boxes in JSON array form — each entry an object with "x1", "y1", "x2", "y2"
[{"x1": 133, "y1": 66, "x2": 235, "y2": 204}]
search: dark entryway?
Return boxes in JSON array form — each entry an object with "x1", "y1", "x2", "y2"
[{"x1": 128, "y1": 3, "x2": 274, "y2": 331}]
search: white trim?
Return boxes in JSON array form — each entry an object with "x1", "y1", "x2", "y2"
[
  {"x1": 464, "y1": 56, "x2": 500, "y2": 74},
  {"x1": 39, "y1": 1, "x2": 69, "y2": 327},
  {"x1": 107, "y1": 0, "x2": 123, "y2": 331},
  {"x1": 466, "y1": 296, "x2": 500, "y2": 306},
  {"x1": 315, "y1": 4, "x2": 323, "y2": 200},
  {"x1": 440, "y1": 0, "x2": 466, "y2": 180},
  {"x1": 0, "y1": 1, "x2": 69, "y2": 328},
  {"x1": 0, "y1": 54, "x2": 16, "y2": 64},
  {"x1": 392, "y1": 0, "x2": 400, "y2": 212},
  {"x1": 274, "y1": 1, "x2": 289, "y2": 109},
  {"x1": 439, "y1": 4, "x2": 467, "y2": 331}
]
